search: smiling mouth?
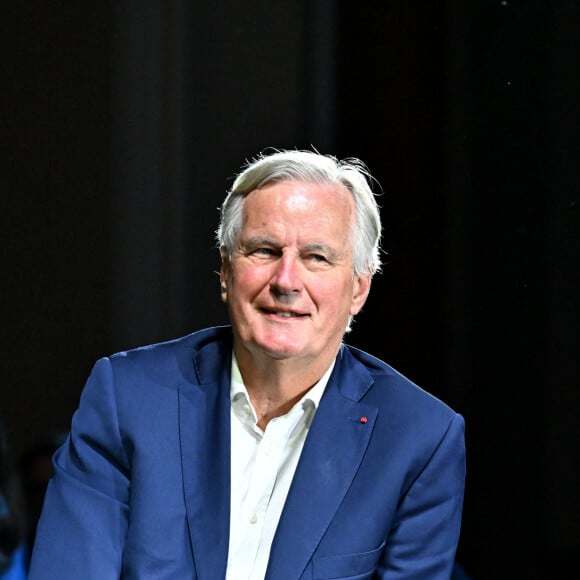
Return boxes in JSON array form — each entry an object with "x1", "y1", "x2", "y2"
[{"x1": 261, "y1": 308, "x2": 308, "y2": 318}]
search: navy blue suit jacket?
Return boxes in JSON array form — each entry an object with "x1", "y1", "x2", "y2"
[{"x1": 29, "y1": 326, "x2": 466, "y2": 579}]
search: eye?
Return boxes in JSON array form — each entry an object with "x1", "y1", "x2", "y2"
[
  {"x1": 307, "y1": 253, "x2": 329, "y2": 264},
  {"x1": 254, "y1": 247, "x2": 275, "y2": 256},
  {"x1": 250, "y1": 247, "x2": 281, "y2": 259}
]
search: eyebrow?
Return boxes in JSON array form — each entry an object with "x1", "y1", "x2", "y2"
[
  {"x1": 301, "y1": 243, "x2": 338, "y2": 259},
  {"x1": 239, "y1": 236, "x2": 278, "y2": 250}
]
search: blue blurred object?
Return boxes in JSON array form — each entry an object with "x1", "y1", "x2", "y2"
[{"x1": 0, "y1": 543, "x2": 28, "y2": 580}]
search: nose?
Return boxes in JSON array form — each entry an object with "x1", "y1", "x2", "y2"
[{"x1": 270, "y1": 253, "x2": 302, "y2": 297}]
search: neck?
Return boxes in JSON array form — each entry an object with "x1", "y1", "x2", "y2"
[{"x1": 233, "y1": 345, "x2": 335, "y2": 429}]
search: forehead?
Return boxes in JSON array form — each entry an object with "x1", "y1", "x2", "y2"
[{"x1": 242, "y1": 180, "x2": 354, "y2": 226}]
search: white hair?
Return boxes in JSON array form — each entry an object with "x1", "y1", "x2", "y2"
[{"x1": 216, "y1": 149, "x2": 383, "y2": 278}]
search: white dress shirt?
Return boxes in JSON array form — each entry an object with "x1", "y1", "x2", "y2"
[{"x1": 225, "y1": 356, "x2": 333, "y2": 580}]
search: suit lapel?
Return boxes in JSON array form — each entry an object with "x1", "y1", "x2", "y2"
[
  {"x1": 179, "y1": 337, "x2": 232, "y2": 580},
  {"x1": 265, "y1": 349, "x2": 377, "y2": 579}
]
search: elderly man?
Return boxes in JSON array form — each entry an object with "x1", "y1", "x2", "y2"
[{"x1": 29, "y1": 149, "x2": 466, "y2": 579}]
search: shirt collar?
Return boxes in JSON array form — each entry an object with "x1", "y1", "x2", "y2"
[{"x1": 230, "y1": 354, "x2": 334, "y2": 417}]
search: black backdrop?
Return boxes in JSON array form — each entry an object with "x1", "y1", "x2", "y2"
[{"x1": 3, "y1": 1, "x2": 579, "y2": 577}]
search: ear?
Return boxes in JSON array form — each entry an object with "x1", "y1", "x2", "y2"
[
  {"x1": 219, "y1": 248, "x2": 229, "y2": 303},
  {"x1": 350, "y1": 274, "x2": 372, "y2": 316}
]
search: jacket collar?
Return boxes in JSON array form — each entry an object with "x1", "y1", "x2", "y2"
[
  {"x1": 179, "y1": 328, "x2": 233, "y2": 579},
  {"x1": 265, "y1": 345, "x2": 378, "y2": 578}
]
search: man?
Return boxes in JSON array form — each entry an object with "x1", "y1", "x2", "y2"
[{"x1": 29, "y1": 149, "x2": 466, "y2": 579}]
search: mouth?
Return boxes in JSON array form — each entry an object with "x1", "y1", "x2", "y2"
[{"x1": 260, "y1": 308, "x2": 309, "y2": 318}]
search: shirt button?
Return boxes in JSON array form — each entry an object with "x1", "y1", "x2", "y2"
[{"x1": 249, "y1": 512, "x2": 257, "y2": 524}]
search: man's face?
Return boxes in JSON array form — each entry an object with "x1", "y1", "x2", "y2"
[{"x1": 220, "y1": 180, "x2": 371, "y2": 365}]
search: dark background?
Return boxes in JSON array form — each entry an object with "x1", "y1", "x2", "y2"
[{"x1": 2, "y1": 1, "x2": 578, "y2": 578}]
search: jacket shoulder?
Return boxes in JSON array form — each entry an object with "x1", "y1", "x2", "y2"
[
  {"x1": 99, "y1": 325, "x2": 232, "y2": 385},
  {"x1": 342, "y1": 343, "x2": 459, "y2": 419}
]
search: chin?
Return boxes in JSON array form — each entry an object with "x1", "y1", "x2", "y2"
[
  {"x1": 259, "y1": 343, "x2": 302, "y2": 360},
  {"x1": 253, "y1": 335, "x2": 306, "y2": 360}
]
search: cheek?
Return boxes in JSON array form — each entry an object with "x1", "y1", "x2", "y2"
[
  {"x1": 310, "y1": 277, "x2": 354, "y2": 310},
  {"x1": 230, "y1": 264, "x2": 270, "y2": 297}
]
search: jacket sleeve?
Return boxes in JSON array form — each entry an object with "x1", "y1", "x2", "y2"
[
  {"x1": 28, "y1": 358, "x2": 130, "y2": 580},
  {"x1": 377, "y1": 413, "x2": 466, "y2": 579}
]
